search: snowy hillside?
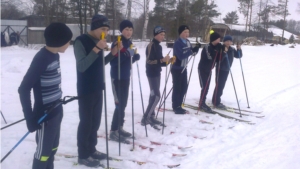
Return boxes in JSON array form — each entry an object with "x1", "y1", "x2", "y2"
[{"x1": 1, "y1": 43, "x2": 300, "y2": 169}]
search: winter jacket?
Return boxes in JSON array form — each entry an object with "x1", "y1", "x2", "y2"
[
  {"x1": 145, "y1": 38, "x2": 167, "y2": 77},
  {"x1": 110, "y1": 36, "x2": 137, "y2": 80},
  {"x1": 198, "y1": 43, "x2": 222, "y2": 72},
  {"x1": 218, "y1": 46, "x2": 243, "y2": 71},
  {"x1": 74, "y1": 34, "x2": 114, "y2": 96},
  {"x1": 172, "y1": 38, "x2": 193, "y2": 70},
  {"x1": 18, "y1": 47, "x2": 63, "y2": 123}
]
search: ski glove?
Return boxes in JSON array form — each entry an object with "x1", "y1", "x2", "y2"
[
  {"x1": 192, "y1": 45, "x2": 200, "y2": 54},
  {"x1": 26, "y1": 116, "x2": 42, "y2": 132},
  {"x1": 216, "y1": 43, "x2": 223, "y2": 51},
  {"x1": 133, "y1": 53, "x2": 140, "y2": 62}
]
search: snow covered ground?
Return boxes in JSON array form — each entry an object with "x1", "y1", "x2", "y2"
[{"x1": 1, "y1": 42, "x2": 300, "y2": 169}]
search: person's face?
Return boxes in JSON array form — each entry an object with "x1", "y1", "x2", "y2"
[
  {"x1": 94, "y1": 27, "x2": 109, "y2": 39},
  {"x1": 122, "y1": 27, "x2": 133, "y2": 39},
  {"x1": 154, "y1": 32, "x2": 165, "y2": 42},
  {"x1": 212, "y1": 38, "x2": 221, "y2": 45},
  {"x1": 58, "y1": 41, "x2": 71, "y2": 53},
  {"x1": 180, "y1": 29, "x2": 189, "y2": 39},
  {"x1": 224, "y1": 40, "x2": 232, "y2": 47}
]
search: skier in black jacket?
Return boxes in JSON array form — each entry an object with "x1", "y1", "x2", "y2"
[
  {"x1": 141, "y1": 26, "x2": 170, "y2": 129},
  {"x1": 212, "y1": 35, "x2": 242, "y2": 109},
  {"x1": 198, "y1": 32, "x2": 222, "y2": 113}
]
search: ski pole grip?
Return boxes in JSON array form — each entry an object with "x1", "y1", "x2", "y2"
[
  {"x1": 134, "y1": 48, "x2": 137, "y2": 54},
  {"x1": 117, "y1": 36, "x2": 121, "y2": 49},
  {"x1": 101, "y1": 32, "x2": 105, "y2": 40}
]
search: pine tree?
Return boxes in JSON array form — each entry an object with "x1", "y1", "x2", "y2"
[
  {"x1": 276, "y1": 0, "x2": 289, "y2": 43},
  {"x1": 223, "y1": 11, "x2": 239, "y2": 24}
]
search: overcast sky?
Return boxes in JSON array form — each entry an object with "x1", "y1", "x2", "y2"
[{"x1": 148, "y1": 0, "x2": 299, "y2": 24}]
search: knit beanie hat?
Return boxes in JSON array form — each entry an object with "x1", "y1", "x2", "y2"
[
  {"x1": 91, "y1": 14, "x2": 110, "y2": 30},
  {"x1": 119, "y1": 20, "x2": 133, "y2": 32},
  {"x1": 178, "y1": 25, "x2": 189, "y2": 35},
  {"x1": 223, "y1": 35, "x2": 233, "y2": 42},
  {"x1": 210, "y1": 32, "x2": 221, "y2": 42},
  {"x1": 44, "y1": 22, "x2": 72, "y2": 47},
  {"x1": 153, "y1": 26, "x2": 165, "y2": 37}
]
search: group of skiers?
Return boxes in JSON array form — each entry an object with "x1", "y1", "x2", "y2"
[{"x1": 18, "y1": 13, "x2": 242, "y2": 168}]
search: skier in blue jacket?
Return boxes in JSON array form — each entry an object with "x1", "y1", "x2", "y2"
[{"x1": 172, "y1": 25, "x2": 200, "y2": 114}]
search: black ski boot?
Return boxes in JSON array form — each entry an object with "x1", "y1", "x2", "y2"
[
  {"x1": 78, "y1": 156, "x2": 100, "y2": 167},
  {"x1": 173, "y1": 106, "x2": 186, "y2": 114},
  {"x1": 150, "y1": 116, "x2": 166, "y2": 127},
  {"x1": 119, "y1": 126, "x2": 132, "y2": 138},
  {"x1": 214, "y1": 103, "x2": 227, "y2": 110},
  {"x1": 109, "y1": 130, "x2": 130, "y2": 144},
  {"x1": 199, "y1": 103, "x2": 216, "y2": 114},
  {"x1": 141, "y1": 116, "x2": 161, "y2": 130},
  {"x1": 91, "y1": 150, "x2": 107, "y2": 160}
]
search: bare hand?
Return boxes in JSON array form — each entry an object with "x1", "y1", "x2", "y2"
[
  {"x1": 96, "y1": 39, "x2": 108, "y2": 49},
  {"x1": 162, "y1": 55, "x2": 170, "y2": 63},
  {"x1": 111, "y1": 41, "x2": 123, "y2": 56},
  {"x1": 224, "y1": 46, "x2": 228, "y2": 52},
  {"x1": 237, "y1": 45, "x2": 241, "y2": 50}
]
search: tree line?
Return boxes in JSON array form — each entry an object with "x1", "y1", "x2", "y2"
[{"x1": 1, "y1": 0, "x2": 299, "y2": 41}]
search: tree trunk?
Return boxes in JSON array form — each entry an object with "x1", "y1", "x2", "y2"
[
  {"x1": 281, "y1": 0, "x2": 288, "y2": 44},
  {"x1": 78, "y1": 0, "x2": 83, "y2": 35},
  {"x1": 126, "y1": 0, "x2": 132, "y2": 20},
  {"x1": 142, "y1": 0, "x2": 150, "y2": 40},
  {"x1": 245, "y1": 1, "x2": 250, "y2": 32},
  {"x1": 248, "y1": 0, "x2": 253, "y2": 32},
  {"x1": 84, "y1": 0, "x2": 87, "y2": 33}
]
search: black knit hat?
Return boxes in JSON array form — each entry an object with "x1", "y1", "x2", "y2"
[
  {"x1": 44, "y1": 22, "x2": 72, "y2": 47},
  {"x1": 210, "y1": 32, "x2": 221, "y2": 42},
  {"x1": 91, "y1": 14, "x2": 110, "y2": 30},
  {"x1": 178, "y1": 25, "x2": 189, "y2": 35},
  {"x1": 153, "y1": 26, "x2": 165, "y2": 37},
  {"x1": 119, "y1": 20, "x2": 133, "y2": 32}
]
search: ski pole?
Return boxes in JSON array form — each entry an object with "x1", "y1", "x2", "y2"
[
  {"x1": 101, "y1": 32, "x2": 109, "y2": 168},
  {"x1": 155, "y1": 56, "x2": 176, "y2": 118},
  {"x1": 130, "y1": 44, "x2": 135, "y2": 151},
  {"x1": 225, "y1": 55, "x2": 242, "y2": 117},
  {"x1": 238, "y1": 50, "x2": 250, "y2": 108},
  {"x1": 136, "y1": 51, "x2": 148, "y2": 137},
  {"x1": 1, "y1": 110, "x2": 7, "y2": 124},
  {"x1": 117, "y1": 35, "x2": 121, "y2": 156},
  {"x1": 1, "y1": 119, "x2": 25, "y2": 130},
  {"x1": 162, "y1": 51, "x2": 171, "y2": 135},
  {"x1": 182, "y1": 54, "x2": 197, "y2": 106},
  {"x1": 1, "y1": 96, "x2": 78, "y2": 163},
  {"x1": 156, "y1": 51, "x2": 172, "y2": 117}
]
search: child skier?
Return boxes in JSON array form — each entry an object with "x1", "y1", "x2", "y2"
[
  {"x1": 141, "y1": 26, "x2": 170, "y2": 129},
  {"x1": 198, "y1": 31, "x2": 223, "y2": 113},
  {"x1": 73, "y1": 14, "x2": 120, "y2": 167},
  {"x1": 212, "y1": 35, "x2": 242, "y2": 109},
  {"x1": 172, "y1": 25, "x2": 200, "y2": 114},
  {"x1": 18, "y1": 22, "x2": 72, "y2": 169},
  {"x1": 109, "y1": 20, "x2": 140, "y2": 143}
]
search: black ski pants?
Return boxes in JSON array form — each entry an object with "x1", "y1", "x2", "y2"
[
  {"x1": 111, "y1": 79, "x2": 130, "y2": 131},
  {"x1": 171, "y1": 68, "x2": 187, "y2": 109},
  {"x1": 212, "y1": 70, "x2": 229, "y2": 106},
  {"x1": 77, "y1": 91, "x2": 103, "y2": 159},
  {"x1": 32, "y1": 106, "x2": 63, "y2": 169},
  {"x1": 198, "y1": 68, "x2": 212, "y2": 106}
]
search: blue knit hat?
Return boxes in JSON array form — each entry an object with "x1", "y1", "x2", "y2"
[
  {"x1": 91, "y1": 14, "x2": 110, "y2": 30},
  {"x1": 153, "y1": 26, "x2": 165, "y2": 36},
  {"x1": 223, "y1": 35, "x2": 233, "y2": 42},
  {"x1": 119, "y1": 20, "x2": 133, "y2": 32}
]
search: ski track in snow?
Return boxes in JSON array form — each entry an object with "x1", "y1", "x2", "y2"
[{"x1": 1, "y1": 43, "x2": 300, "y2": 169}]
